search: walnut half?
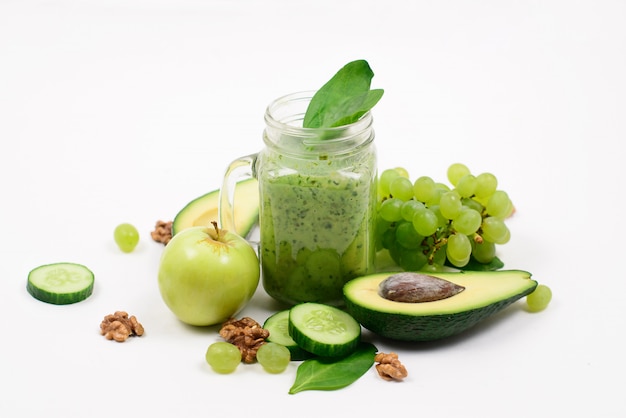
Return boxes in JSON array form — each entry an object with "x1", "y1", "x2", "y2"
[
  {"x1": 375, "y1": 352, "x2": 408, "y2": 381},
  {"x1": 219, "y1": 317, "x2": 269, "y2": 363},
  {"x1": 100, "y1": 311, "x2": 145, "y2": 342},
  {"x1": 151, "y1": 220, "x2": 173, "y2": 245}
]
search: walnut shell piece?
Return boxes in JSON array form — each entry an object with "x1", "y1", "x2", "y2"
[
  {"x1": 375, "y1": 352, "x2": 408, "y2": 381},
  {"x1": 100, "y1": 311, "x2": 145, "y2": 342},
  {"x1": 151, "y1": 220, "x2": 173, "y2": 245},
  {"x1": 219, "y1": 317, "x2": 269, "y2": 363}
]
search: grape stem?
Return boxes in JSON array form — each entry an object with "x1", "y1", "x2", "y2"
[
  {"x1": 472, "y1": 233, "x2": 484, "y2": 244},
  {"x1": 426, "y1": 236, "x2": 448, "y2": 265}
]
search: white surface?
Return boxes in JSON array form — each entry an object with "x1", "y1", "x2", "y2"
[{"x1": 1, "y1": 1, "x2": 623, "y2": 417}]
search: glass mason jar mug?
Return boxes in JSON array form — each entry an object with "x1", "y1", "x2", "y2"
[{"x1": 219, "y1": 91, "x2": 378, "y2": 307}]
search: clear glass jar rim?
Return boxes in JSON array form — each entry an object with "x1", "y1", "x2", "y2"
[{"x1": 263, "y1": 90, "x2": 374, "y2": 146}]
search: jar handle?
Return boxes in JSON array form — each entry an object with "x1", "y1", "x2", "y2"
[{"x1": 218, "y1": 153, "x2": 258, "y2": 234}]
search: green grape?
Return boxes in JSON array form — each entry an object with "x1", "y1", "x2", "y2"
[
  {"x1": 461, "y1": 197, "x2": 484, "y2": 213},
  {"x1": 114, "y1": 223, "x2": 140, "y2": 253},
  {"x1": 428, "y1": 205, "x2": 449, "y2": 227},
  {"x1": 499, "y1": 226, "x2": 511, "y2": 244},
  {"x1": 397, "y1": 247, "x2": 428, "y2": 271},
  {"x1": 256, "y1": 342, "x2": 291, "y2": 373},
  {"x1": 425, "y1": 187, "x2": 445, "y2": 206},
  {"x1": 395, "y1": 221, "x2": 423, "y2": 250},
  {"x1": 387, "y1": 240, "x2": 401, "y2": 264},
  {"x1": 375, "y1": 217, "x2": 391, "y2": 251},
  {"x1": 394, "y1": 166, "x2": 410, "y2": 178},
  {"x1": 205, "y1": 342, "x2": 242, "y2": 374},
  {"x1": 526, "y1": 284, "x2": 552, "y2": 312},
  {"x1": 481, "y1": 217, "x2": 510, "y2": 244},
  {"x1": 413, "y1": 176, "x2": 436, "y2": 203},
  {"x1": 474, "y1": 172, "x2": 498, "y2": 198},
  {"x1": 401, "y1": 199, "x2": 425, "y2": 222},
  {"x1": 420, "y1": 262, "x2": 444, "y2": 273},
  {"x1": 439, "y1": 191, "x2": 463, "y2": 220},
  {"x1": 455, "y1": 174, "x2": 477, "y2": 198},
  {"x1": 447, "y1": 163, "x2": 470, "y2": 186},
  {"x1": 435, "y1": 182, "x2": 451, "y2": 191},
  {"x1": 446, "y1": 233, "x2": 472, "y2": 267},
  {"x1": 376, "y1": 216, "x2": 391, "y2": 236},
  {"x1": 432, "y1": 244, "x2": 448, "y2": 266},
  {"x1": 378, "y1": 169, "x2": 400, "y2": 197},
  {"x1": 486, "y1": 190, "x2": 512, "y2": 219},
  {"x1": 422, "y1": 242, "x2": 448, "y2": 271},
  {"x1": 471, "y1": 239, "x2": 496, "y2": 264},
  {"x1": 412, "y1": 208, "x2": 439, "y2": 236},
  {"x1": 389, "y1": 176, "x2": 415, "y2": 201},
  {"x1": 379, "y1": 197, "x2": 404, "y2": 222},
  {"x1": 381, "y1": 227, "x2": 397, "y2": 249},
  {"x1": 447, "y1": 254, "x2": 470, "y2": 268},
  {"x1": 452, "y1": 208, "x2": 482, "y2": 235}
]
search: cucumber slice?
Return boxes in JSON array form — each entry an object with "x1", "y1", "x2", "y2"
[
  {"x1": 263, "y1": 310, "x2": 313, "y2": 361},
  {"x1": 27, "y1": 262, "x2": 95, "y2": 305},
  {"x1": 288, "y1": 302, "x2": 361, "y2": 358}
]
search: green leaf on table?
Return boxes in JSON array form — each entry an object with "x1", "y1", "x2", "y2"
[
  {"x1": 288, "y1": 342, "x2": 378, "y2": 394},
  {"x1": 303, "y1": 59, "x2": 384, "y2": 129}
]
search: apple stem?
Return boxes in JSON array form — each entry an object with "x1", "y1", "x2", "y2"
[{"x1": 211, "y1": 221, "x2": 220, "y2": 240}]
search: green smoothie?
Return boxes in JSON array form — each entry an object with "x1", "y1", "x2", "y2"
[{"x1": 259, "y1": 171, "x2": 376, "y2": 306}]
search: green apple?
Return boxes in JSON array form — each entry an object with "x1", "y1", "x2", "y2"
[{"x1": 157, "y1": 222, "x2": 260, "y2": 326}]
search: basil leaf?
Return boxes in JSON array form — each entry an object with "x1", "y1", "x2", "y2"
[
  {"x1": 303, "y1": 60, "x2": 384, "y2": 129},
  {"x1": 330, "y1": 89, "x2": 384, "y2": 127},
  {"x1": 288, "y1": 342, "x2": 378, "y2": 394}
]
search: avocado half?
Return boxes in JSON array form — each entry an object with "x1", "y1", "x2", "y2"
[
  {"x1": 343, "y1": 270, "x2": 537, "y2": 342},
  {"x1": 172, "y1": 178, "x2": 259, "y2": 238}
]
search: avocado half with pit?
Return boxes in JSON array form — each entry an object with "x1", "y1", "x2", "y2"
[
  {"x1": 343, "y1": 270, "x2": 537, "y2": 342},
  {"x1": 172, "y1": 178, "x2": 259, "y2": 238}
]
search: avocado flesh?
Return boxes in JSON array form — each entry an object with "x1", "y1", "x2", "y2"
[
  {"x1": 172, "y1": 178, "x2": 259, "y2": 238},
  {"x1": 343, "y1": 270, "x2": 537, "y2": 342}
]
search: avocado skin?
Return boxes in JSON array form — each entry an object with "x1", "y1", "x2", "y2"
[
  {"x1": 345, "y1": 287, "x2": 535, "y2": 342},
  {"x1": 343, "y1": 270, "x2": 538, "y2": 342}
]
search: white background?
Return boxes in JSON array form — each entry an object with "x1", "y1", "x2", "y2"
[{"x1": 1, "y1": 1, "x2": 624, "y2": 417}]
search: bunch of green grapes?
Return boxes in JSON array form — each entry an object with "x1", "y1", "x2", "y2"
[{"x1": 376, "y1": 163, "x2": 514, "y2": 272}]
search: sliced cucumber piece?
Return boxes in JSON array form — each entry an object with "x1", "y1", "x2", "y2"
[
  {"x1": 263, "y1": 310, "x2": 313, "y2": 361},
  {"x1": 288, "y1": 302, "x2": 361, "y2": 358},
  {"x1": 27, "y1": 262, "x2": 94, "y2": 305}
]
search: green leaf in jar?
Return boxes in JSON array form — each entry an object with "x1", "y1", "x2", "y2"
[
  {"x1": 288, "y1": 342, "x2": 378, "y2": 394},
  {"x1": 303, "y1": 59, "x2": 384, "y2": 129}
]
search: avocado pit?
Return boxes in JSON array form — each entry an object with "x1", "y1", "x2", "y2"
[{"x1": 378, "y1": 272, "x2": 465, "y2": 303}]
